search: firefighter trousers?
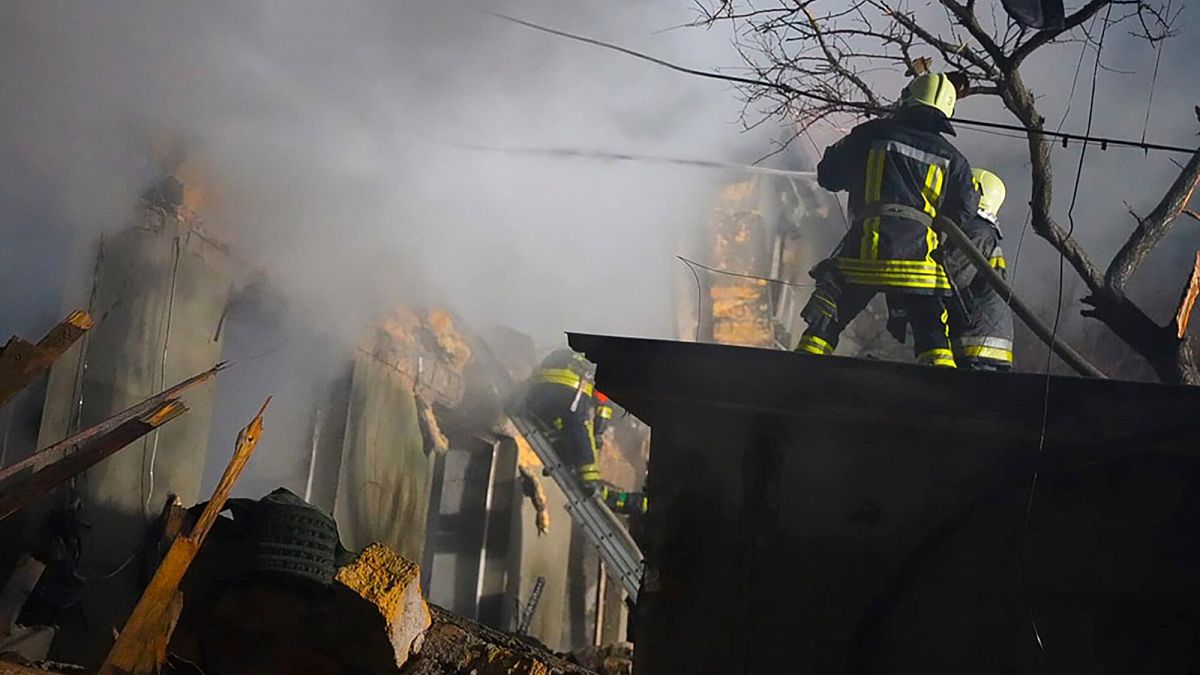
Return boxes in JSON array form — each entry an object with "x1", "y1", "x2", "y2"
[
  {"x1": 796, "y1": 283, "x2": 956, "y2": 367},
  {"x1": 527, "y1": 383, "x2": 600, "y2": 480}
]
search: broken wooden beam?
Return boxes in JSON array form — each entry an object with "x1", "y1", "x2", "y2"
[
  {"x1": 0, "y1": 401, "x2": 185, "y2": 522},
  {"x1": 0, "y1": 311, "x2": 93, "y2": 410},
  {"x1": 1173, "y1": 251, "x2": 1200, "y2": 339},
  {"x1": 0, "y1": 364, "x2": 225, "y2": 522},
  {"x1": 98, "y1": 398, "x2": 270, "y2": 675}
]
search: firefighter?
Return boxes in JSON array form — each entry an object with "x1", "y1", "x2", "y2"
[
  {"x1": 593, "y1": 390, "x2": 614, "y2": 450},
  {"x1": 795, "y1": 73, "x2": 980, "y2": 367},
  {"x1": 943, "y1": 168, "x2": 1014, "y2": 371},
  {"x1": 526, "y1": 348, "x2": 601, "y2": 488},
  {"x1": 591, "y1": 390, "x2": 648, "y2": 516}
]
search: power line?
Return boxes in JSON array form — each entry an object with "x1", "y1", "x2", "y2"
[
  {"x1": 1023, "y1": 4, "x2": 1115, "y2": 670},
  {"x1": 487, "y1": 11, "x2": 1196, "y2": 156},
  {"x1": 676, "y1": 255, "x2": 815, "y2": 288},
  {"x1": 453, "y1": 142, "x2": 818, "y2": 178}
]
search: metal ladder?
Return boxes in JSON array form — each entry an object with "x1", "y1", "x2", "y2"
[{"x1": 509, "y1": 413, "x2": 644, "y2": 604}]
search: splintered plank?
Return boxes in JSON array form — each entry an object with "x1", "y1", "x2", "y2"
[
  {"x1": 99, "y1": 398, "x2": 270, "y2": 675},
  {"x1": 0, "y1": 364, "x2": 226, "y2": 522},
  {"x1": 0, "y1": 311, "x2": 93, "y2": 409},
  {"x1": 1174, "y1": 251, "x2": 1200, "y2": 339}
]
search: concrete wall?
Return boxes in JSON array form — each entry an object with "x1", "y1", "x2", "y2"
[
  {"x1": 423, "y1": 437, "x2": 578, "y2": 652},
  {"x1": 36, "y1": 211, "x2": 231, "y2": 664},
  {"x1": 333, "y1": 346, "x2": 432, "y2": 561},
  {"x1": 424, "y1": 438, "x2": 505, "y2": 620},
  {"x1": 506, "y1": 470, "x2": 573, "y2": 651}
]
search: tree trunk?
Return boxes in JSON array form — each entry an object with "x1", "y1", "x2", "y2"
[{"x1": 1081, "y1": 288, "x2": 1200, "y2": 384}]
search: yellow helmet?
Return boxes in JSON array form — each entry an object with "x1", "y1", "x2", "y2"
[
  {"x1": 899, "y1": 73, "x2": 957, "y2": 119},
  {"x1": 972, "y1": 168, "x2": 1006, "y2": 221}
]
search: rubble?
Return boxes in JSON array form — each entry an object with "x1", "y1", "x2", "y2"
[
  {"x1": 335, "y1": 543, "x2": 431, "y2": 669},
  {"x1": 403, "y1": 605, "x2": 593, "y2": 675},
  {"x1": 570, "y1": 643, "x2": 633, "y2": 675},
  {"x1": 0, "y1": 555, "x2": 51, "y2": 661}
]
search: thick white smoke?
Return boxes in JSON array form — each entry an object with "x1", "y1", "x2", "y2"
[{"x1": 0, "y1": 1, "x2": 772, "y2": 348}]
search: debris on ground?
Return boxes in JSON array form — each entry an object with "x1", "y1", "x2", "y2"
[{"x1": 570, "y1": 642, "x2": 633, "y2": 675}]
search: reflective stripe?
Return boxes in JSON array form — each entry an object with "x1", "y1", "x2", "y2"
[
  {"x1": 959, "y1": 345, "x2": 1014, "y2": 363},
  {"x1": 797, "y1": 334, "x2": 833, "y2": 355},
  {"x1": 535, "y1": 368, "x2": 594, "y2": 395},
  {"x1": 641, "y1": 496, "x2": 649, "y2": 512},
  {"x1": 881, "y1": 140, "x2": 951, "y2": 169},
  {"x1": 838, "y1": 258, "x2": 951, "y2": 290},
  {"x1": 838, "y1": 258, "x2": 947, "y2": 270},
  {"x1": 860, "y1": 147, "x2": 886, "y2": 260},
  {"x1": 840, "y1": 273, "x2": 951, "y2": 290},
  {"x1": 920, "y1": 163, "x2": 945, "y2": 217},
  {"x1": 989, "y1": 256, "x2": 1006, "y2": 270},
  {"x1": 579, "y1": 463, "x2": 601, "y2": 481},
  {"x1": 956, "y1": 336, "x2": 1013, "y2": 350},
  {"x1": 597, "y1": 405, "x2": 613, "y2": 420},
  {"x1": 917, "y1": 348, "x2": 957, "y2": 368},
  {"x1": 813, "y1": 292, "x2": 837, "y2": 309}
]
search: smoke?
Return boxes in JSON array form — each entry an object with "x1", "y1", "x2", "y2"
[
  {"x1": 2, "y1": 1, "x2": 1194, "y2": 475},
  {"x1": 0, "y1": 1, "x2": 793, "y2": 493},
  {"x1": 0, "y1": 1, "x2": 777, "y2": 347}
]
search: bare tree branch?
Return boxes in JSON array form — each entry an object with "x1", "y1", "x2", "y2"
[
  {"x1": 875, "y1": 1, "x2": 998, "y2": 77},
  {"x1": 934, "y1": 0, "x2": 1007, "y2": 65},
  {"x1": 1011, "y1": 0, "x2": 1116, "y2": 65},
  {"x1": 1105, "y1": 146, "x2": 1200, "y2": 289},
  {"x1": 799, "y1": 6, "x2": 881, "y2": 107}
]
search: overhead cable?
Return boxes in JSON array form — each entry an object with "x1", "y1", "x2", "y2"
[
  {"x1": 487, "y1": 11, "x2": 1196, "y2": 156},
  {"x1": 452, "y1": 143, "x2": 818, "y2": 179}
]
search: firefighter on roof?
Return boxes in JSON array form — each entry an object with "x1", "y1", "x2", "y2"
[
  {"x1": 943, "y1": 168, "x2": 1015, "y2": 371},
  {"x1": 795, "y1": 73, "x2": 980, "y2": 367}
]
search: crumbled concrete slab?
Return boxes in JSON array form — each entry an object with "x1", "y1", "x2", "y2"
[{"x1": 335, "y1": 543, "x2": 431, "y2": 668}]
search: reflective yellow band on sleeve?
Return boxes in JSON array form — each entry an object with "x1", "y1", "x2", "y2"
[{"x1": 597, "y1": 405, "x2": 613, "y2": 420}]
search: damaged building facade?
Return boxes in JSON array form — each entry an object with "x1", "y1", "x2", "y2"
[
  {"x1": 6, "y1": 136, "x2": 1200, "y2": 675},
  {"x1": 0, "y1": 160, "x2": 651, "y2": 672}
]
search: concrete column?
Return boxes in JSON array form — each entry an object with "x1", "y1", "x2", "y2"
[
  {"x1": 333, "y1": 335, "x2": 433, "y2": 562},
  {"x1": 36, "y1": 208, "x2": 231, "y2": 664}
]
